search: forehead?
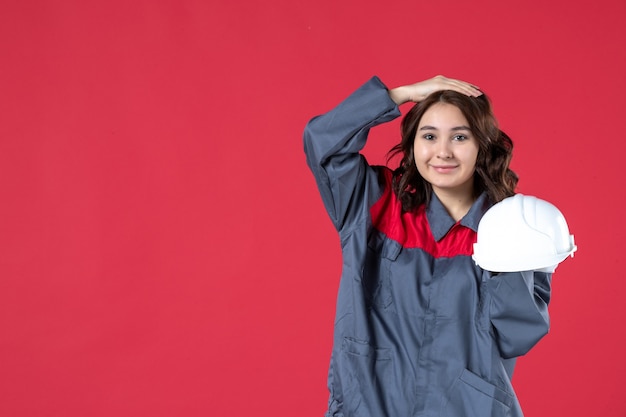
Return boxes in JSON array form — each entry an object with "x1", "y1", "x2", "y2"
[{"x1": 418, "y1": 102, "x2": 469, "y2": 128}]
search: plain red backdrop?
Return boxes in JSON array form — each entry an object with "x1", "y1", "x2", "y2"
[{"x1": 1, "y1": 0, "x2": 625, "y2": 415}]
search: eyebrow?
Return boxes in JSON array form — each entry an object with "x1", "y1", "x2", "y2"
[{"x1": 419, "y1": 125, "x2": 472, "y2": 131}]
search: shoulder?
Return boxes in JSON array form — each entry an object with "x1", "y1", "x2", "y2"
[{"x1": 369, "y1": 169, "x2": 428, "y2": 247}]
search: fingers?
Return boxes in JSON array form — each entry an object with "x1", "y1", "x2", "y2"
[
  {"x1": 432, "y1": 75, "x2": 482, "y2": 97},
  {"x1": 390, "y1": 75, "x2": 483, "y2": 105}
]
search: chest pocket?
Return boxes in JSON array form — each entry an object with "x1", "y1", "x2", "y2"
[{"x1": 362, "y1": 233, "x2": 402, "y2": 309}]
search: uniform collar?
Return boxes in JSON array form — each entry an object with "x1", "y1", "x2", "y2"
[{"x1": 426, "y1": 191, "x2": 492, "y2": 241}]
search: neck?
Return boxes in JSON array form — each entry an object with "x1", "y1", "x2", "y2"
[{"x1": 433, "y1": 187, "x2": 476, "y2": 222}]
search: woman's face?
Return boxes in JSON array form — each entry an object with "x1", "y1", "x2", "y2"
[{"x1": 413, "y1": 102, "x2": 479, "y2": 198}]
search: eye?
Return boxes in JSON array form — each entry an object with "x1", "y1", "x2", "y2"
[
  {"x1": 452, "y1": 134, "x2": 468, "y2": 141},
  {"x1": 422, "y1": 134, "x2": 435, "y2": 141}
]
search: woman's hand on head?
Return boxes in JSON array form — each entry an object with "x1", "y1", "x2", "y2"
[{"x1": 388, "y1": 75, "x2": 482, "y2": 105}]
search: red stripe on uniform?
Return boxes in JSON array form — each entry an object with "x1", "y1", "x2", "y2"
[{"x1": 370, "y1": 169, "x2": 476, "y2": 258}]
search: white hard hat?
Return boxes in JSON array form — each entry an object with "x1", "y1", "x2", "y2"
[{"x1": 472, "y1": 194, "x2": 577, "y2": 273}]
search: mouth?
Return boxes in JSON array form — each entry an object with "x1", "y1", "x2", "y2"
[{"x1": 431, "y1": 165, "x2": 458, "y2": 173}]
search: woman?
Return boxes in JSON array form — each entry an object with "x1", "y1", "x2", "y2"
[{"x1": 304, "y1": 75, "x2": 551, "y2": 417}]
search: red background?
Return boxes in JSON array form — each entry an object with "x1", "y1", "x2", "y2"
[{"x1": 1, "y1": 0, "x2": 625, "y2": 415}]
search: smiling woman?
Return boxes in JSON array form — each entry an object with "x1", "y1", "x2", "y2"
[
  {"x1": 304, "y1": 75, "x2": 550, "y2": 417},
  {"x1": 389, "y1": 86, "x2": 518, "y2": 218},
  {"x1": 413, "y1": 102, "x2": 479, "y2": 220}
]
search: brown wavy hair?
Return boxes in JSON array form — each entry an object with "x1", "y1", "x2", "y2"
[{"x1": 388, "y1": 90, "x2": 518, "y2": 212}]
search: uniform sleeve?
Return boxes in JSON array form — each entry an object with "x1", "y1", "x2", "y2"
[
  {"x1": 485, "y1": 270, "x2": 552, "y2": 359},
  {"x1": 303, "y1": 76, "x2": 401, "y2": 234}
]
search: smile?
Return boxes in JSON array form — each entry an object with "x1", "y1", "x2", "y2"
[{"x1": 431, "y1": 165, "x2": 458, "y2": 173}]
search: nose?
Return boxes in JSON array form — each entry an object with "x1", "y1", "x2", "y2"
[{"x1": 436, "y1": 140, "x2": 452, "y2": 159}]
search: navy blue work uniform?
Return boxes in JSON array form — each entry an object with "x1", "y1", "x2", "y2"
[{"x1": 303, "y1": 77, "x2": 552, "y2": 417}]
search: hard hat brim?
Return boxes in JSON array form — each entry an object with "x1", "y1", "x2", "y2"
[{"x1": 472, "y1": 245, "x2": 577, "y2": 273}]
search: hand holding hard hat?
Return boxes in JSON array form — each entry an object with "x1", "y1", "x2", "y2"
[{"x1": 472, "y1": 194, "x2": 577, "y2": 273}]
